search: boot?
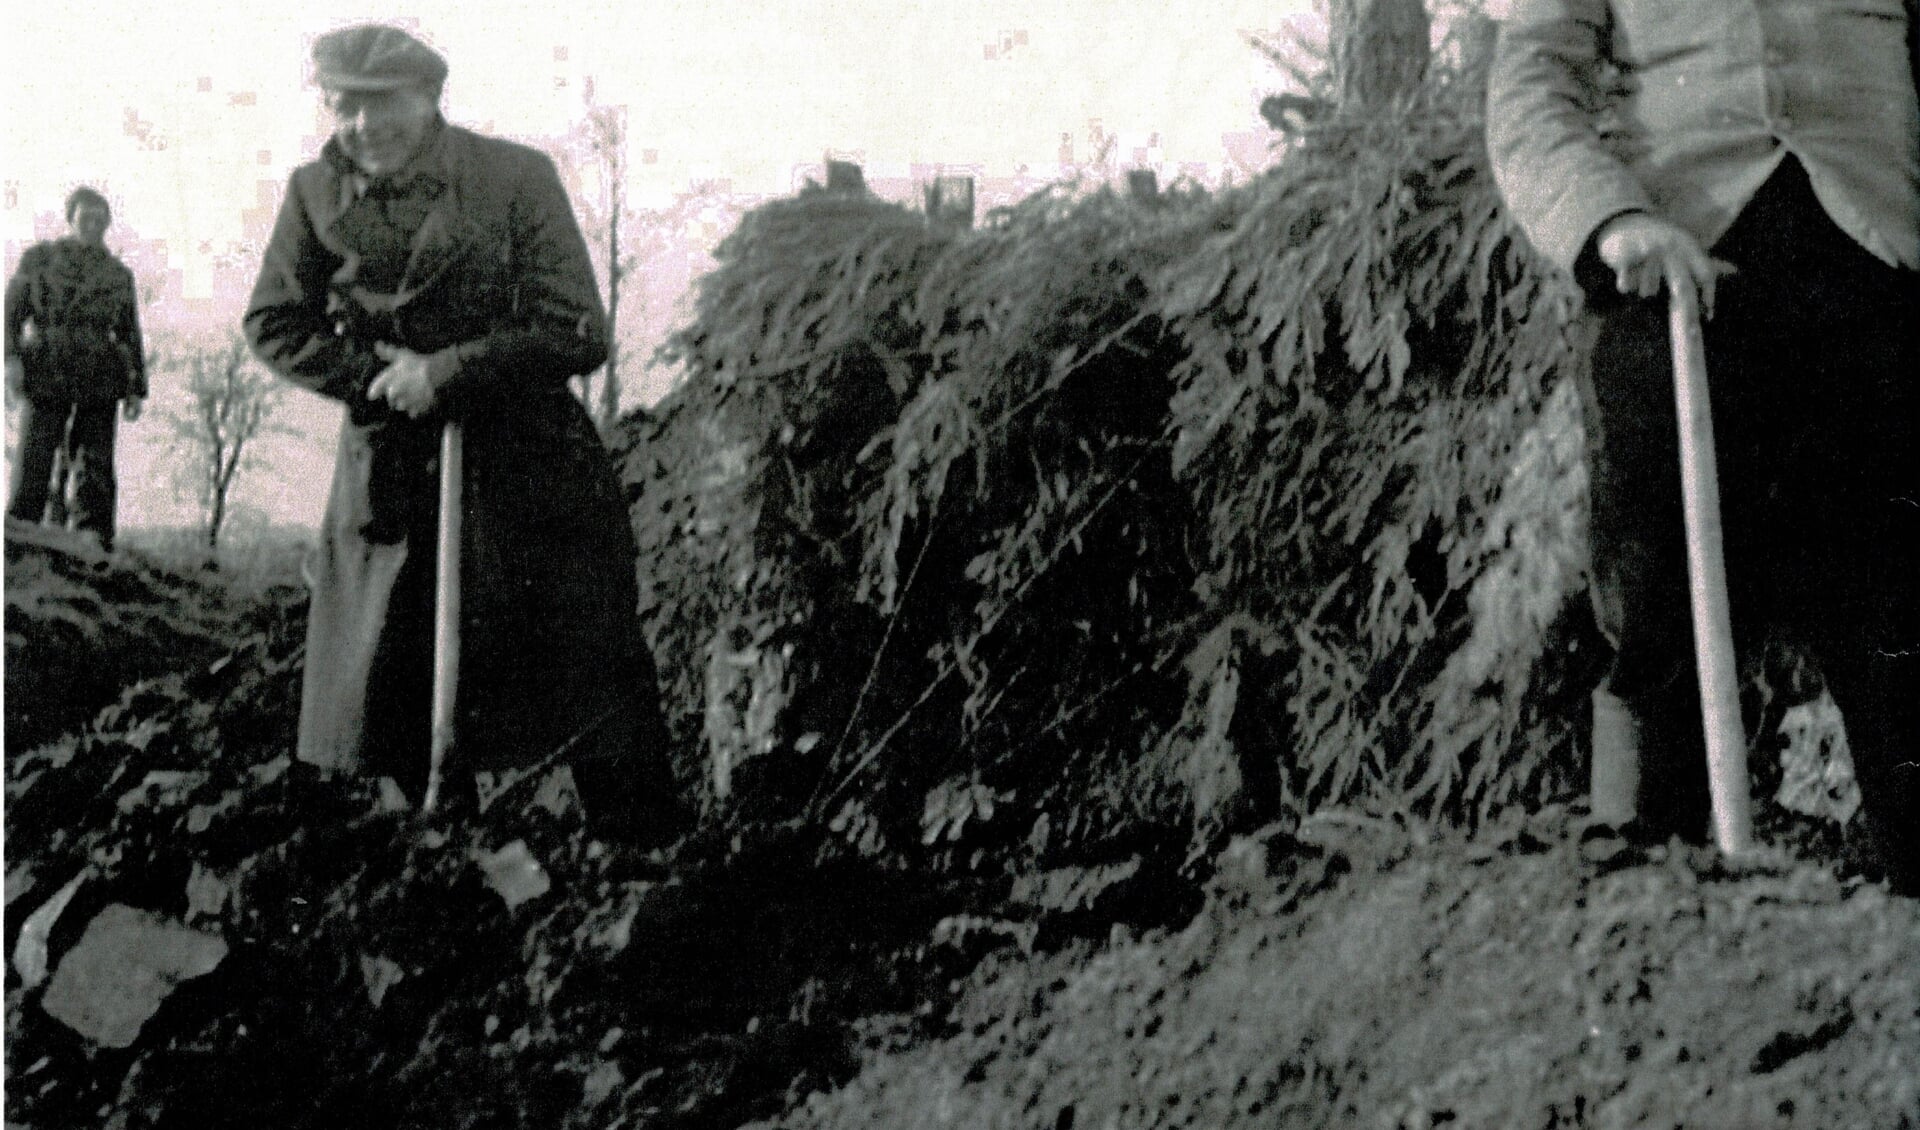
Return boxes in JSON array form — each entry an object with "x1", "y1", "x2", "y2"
[
  {"x1": 1589, "y1": 687, "x2": 1643, "y2": 828},
  {"x1": 1588, "y1": 686, "x2": 1712, "y2": 844}
]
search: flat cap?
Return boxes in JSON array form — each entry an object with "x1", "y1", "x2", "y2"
[{"x1": 313, "y1": 24, "x2": 448, "y2": 92}]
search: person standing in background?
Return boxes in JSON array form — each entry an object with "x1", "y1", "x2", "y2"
[{"x1": 5, "y1": 186, "x2": 147, "y2": 551}]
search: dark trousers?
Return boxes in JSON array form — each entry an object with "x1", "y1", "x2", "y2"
[
  {"x1": 1579, "y1": 160, "x2": 1918, "y2": 874},
  {"x1": 8, "y1": 397, "x2": 119, "y2": 549}
]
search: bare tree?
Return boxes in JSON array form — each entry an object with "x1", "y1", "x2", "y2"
[
  {"x1": 1329, "y1": 0, "x2": 1432, "y2": 111},
  {"x1": 564, "y1": 78, "x2": 635, "y2": 432},
  {"x1": 167, "y1": 334, "x2": 279, "y2": 554},
  {"x1": 1256, "y1": 0, "x2": 1433, "y2": 132},
  {"x1": 560, "y1": 98, "x2": 757, "y2": 415}
]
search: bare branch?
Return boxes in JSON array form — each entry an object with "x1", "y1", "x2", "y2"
[{"x1": 165, "y1": 331, "x2": 281, "y2": 554}]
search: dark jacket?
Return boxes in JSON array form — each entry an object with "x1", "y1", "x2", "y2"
[
  {"x1": 4, "y1": 238, "x2": 146, "y2": 403},
  {"x1": 245, "y1": 122, "x2": 659, "y2": 780}
]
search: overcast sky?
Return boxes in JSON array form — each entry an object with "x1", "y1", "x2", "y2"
[{"x1": 4, "y1": 1, "x2": 1314, "y2": 305}]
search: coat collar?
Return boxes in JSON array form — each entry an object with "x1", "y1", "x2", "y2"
[
  {"x1": 322, "y1": 117, "x2": 449, "y2": 200},
  {"x1": 48, "y1": 235, "x2": 115, "y2": 265},
  {"x1": 319, "y1": 119, "x2": 478, "y2": 309}
]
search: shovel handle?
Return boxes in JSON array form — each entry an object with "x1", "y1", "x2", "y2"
[
  {"x1": 423, "y1": 420, "x2": 464, "y2": 813},
  {"x1": 1668, "y1": 285, "x2": 1753, "y2": 856}
]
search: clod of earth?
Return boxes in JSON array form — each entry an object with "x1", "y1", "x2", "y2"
[
  {"x1": 11, "y1": 873, "x2": 85, "y2": 990},
  {"x1": 39, "y1": 904, "x2": 228, "y2": 1049},
  {"x1": 474, "y1": 839, "x2": 553, "y2": 910}
]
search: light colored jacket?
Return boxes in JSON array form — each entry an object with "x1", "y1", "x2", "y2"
[{"x1": 1487, "y1": 0, "x2": 1920, "y2": 274}]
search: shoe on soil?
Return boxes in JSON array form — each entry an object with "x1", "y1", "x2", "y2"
[{"x1": 1575, "y1": 815, "x2": 1663, "y2": 870}]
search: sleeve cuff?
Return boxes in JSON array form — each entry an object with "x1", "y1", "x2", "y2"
[
  {"x1": 1572, "y1": 207, "x2": 1648, "y2": 296},
  {"x1": 426, "y1": 337, "x2": 492, "y2": 394},
  {"x1": 1534, "y1": 184, "x2": 1653, "y2": 276}
]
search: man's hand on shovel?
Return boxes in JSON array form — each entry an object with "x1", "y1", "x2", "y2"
[
  {"x1": 368, "y1": 344, "x2": 469, "y2": 814},
  {"x1": 1596, "y1": 212, "x2": 1732, "y2": 315},
  {"x1": 370, "y1": 343, "x2": 458, "y2": 418}
]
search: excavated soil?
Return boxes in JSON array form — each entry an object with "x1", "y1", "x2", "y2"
[
  {"x1": 6, "y1": 526, "x2": 1916, "y2": 1130},
  {"x1": 769, "y1": 818, "x2": 1919, "y2": 1130}
]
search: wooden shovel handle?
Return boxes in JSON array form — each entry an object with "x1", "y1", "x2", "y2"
[
  {"x1": 1668, "y1": 286, "x2": 1753, "y2": 855},
  {"x1": 423, "y1": 420, "x2": 464, "y2": 813}
]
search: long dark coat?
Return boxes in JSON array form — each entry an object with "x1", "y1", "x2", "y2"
[{"x1": 245, "y1": 122, "x2": 666, "y2": 789}]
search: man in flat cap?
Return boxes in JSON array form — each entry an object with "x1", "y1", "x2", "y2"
[
  {"x1": 246, "y1": 24, "x2": 683, "y2": 844},
  {"x1": 6, "y1": 186, "x2": 147, "y2": 550},
  {"x1": 1488, "y1": 2, "x2": 1919, "y2": 889}
]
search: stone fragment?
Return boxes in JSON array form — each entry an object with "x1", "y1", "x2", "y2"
[
  {"x1": 474, "y1": 840, "x2": 551, "y2": 910},
  {"x1": 40, "y1": 904, "x2": 227, "y2": 1048},
  {"x1": 12, "y1": 873, "x2": 85, "y2": 989}
]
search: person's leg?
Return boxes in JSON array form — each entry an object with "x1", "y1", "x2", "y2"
[
  {"x1": 1578, "y1": 295, "x2": 1710, "y2": 835},
  {"x1": 1778, "y1": 271, "x2": 1919, "y2": 890},
  {"x1": 359, "y1": 545, "x2": 438, "y2": 803},
  {"x1": 535, "y1": 534, "x2": 685, "y2": 848},
  {"x1": 1701, "y1": 160, "x2": 1918, "y2": 887},
  {"x1": 44, "y1": 422, "x2": 73, "y2": 527},
  {"x1": 64, "y1": 401, "x2": 119, "y2": 550},
  {"x1": 7, "y1": 398, "x2": 69, "y2": 527}
]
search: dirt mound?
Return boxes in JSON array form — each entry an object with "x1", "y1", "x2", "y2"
[
  {"x1": 4, "y1": 509, "x2": 1909, "y2": 1130},
  {"x1": 768, "y1": 816, "x2": 1919, "y2": 1130},
  {"x1": 2, "y1": 542, "x2": 973, "y2": 1130},
  {"x1": 4, "y1": 520, "x2": 244, "y2": 754}
]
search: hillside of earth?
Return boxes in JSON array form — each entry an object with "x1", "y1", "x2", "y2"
[{"x1": 6, "y1": 525, "x2": 1910, "y2": 1130}]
